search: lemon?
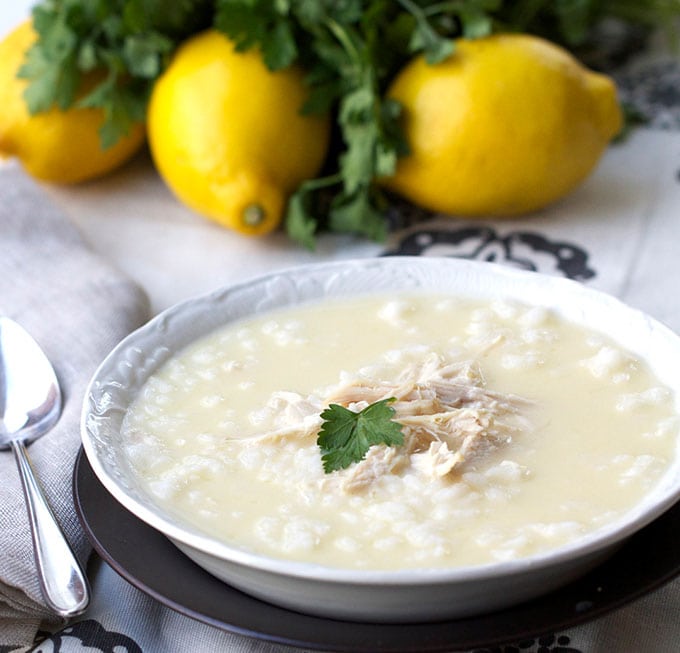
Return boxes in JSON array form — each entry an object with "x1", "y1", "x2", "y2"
[
  {"x1": 382, "y1": 34, "x2": 623, "y2": 217},
  {"x1": 0, "y1": 20, "x2": 145, "y2": 184},
  {"x1": 147, "y1": 30, "x2": 331, "y2": 236}
]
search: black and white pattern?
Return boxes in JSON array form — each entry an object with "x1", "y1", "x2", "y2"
[
  {"x1": 30, "y1": 621, "x2": 142, "y2": 653},
  {"x1": 471, "y1": 632, "x2": 583, "y2": 652},
  {"x1": 385, "y1": 225, "x2": 596, "y2": 281}
]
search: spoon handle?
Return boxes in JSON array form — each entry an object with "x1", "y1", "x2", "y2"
[{"x1": 11, "y1": 439, "x2": 90, "y2": 617}]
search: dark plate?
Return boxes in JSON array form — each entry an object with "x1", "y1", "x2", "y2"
[{"x1": 73, "y1": 449, "x2": 680, "y2": 652}]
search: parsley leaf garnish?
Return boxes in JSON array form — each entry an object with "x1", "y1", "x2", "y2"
[{"x1": 317, "y1": 398, "x2": 404, "y2": 473}]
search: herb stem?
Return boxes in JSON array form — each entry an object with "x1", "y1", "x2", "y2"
[
  {"x1": 395, "y1": 0, "x2": 438, "y2": 31},
  {"x1": 421, "y1": 1, "x2": 501, "y2": 17},
  {"x1": 297, "y1": 172, "x2": 343, "y2": 193},
  {"x1": 324, "y1": 18, "x2": 362, "y2": 66}
]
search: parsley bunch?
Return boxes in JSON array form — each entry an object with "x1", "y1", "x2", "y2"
[
  {"x1": 19, "y1": 0, "x2": 679, "y2": 245},
  {"x1": 214, "y1": 0, "x2": 679, "y2": 247},
  {"x1": 214, "y1": 0, "x2": 501, "y2": 248},
  {"x1": 19, "y1": 0, "x2": 212, "y2": 147}
]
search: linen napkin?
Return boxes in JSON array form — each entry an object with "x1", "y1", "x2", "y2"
[{"x1": 0, "y1": 162, "x2": 150, "y2": 648}]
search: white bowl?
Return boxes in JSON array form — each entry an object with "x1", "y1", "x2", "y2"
[{"x1": 81, "y1": 257, "x2": 680, "y2": 622}]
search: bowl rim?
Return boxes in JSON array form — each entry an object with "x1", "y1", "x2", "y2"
[{"x1": 81, "y1": 256, "x2": 680, "y2": 586}]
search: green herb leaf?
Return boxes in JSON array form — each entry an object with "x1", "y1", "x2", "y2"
[
  {"x1": 328, "y1": 187, "x2": 388, "y2": 241},
  {"x1": 261, "y1": 19, "x2": 298, "y2": 69},
  {"x1": 19, "y1": 43, "x2": 78, "y2": 113},
  {"x1": 18, "y1": 8, "x2": 80, "y2": 112},
  {"x1": 215, "y1": 0, "x2": 299, "y2": 70},
  {"x1": 408, "y1": 21, "x2": 454, "y2": 64},
  {"x1": 285, "y1": 186, "x2": 319, "y2": 250},
  {"x1": 460, "y1": 8, "x2": 494, "y2": 39},
  {"x1": 317, "y1": 398, "x2": 404, "y2": 473},
  {"x1": 122, "y1": 33, "x2": 173, "y2": 78},
  {"x1": 19, "y1": 0, "x2": 212, "y2": 147},
  {"x1": 338, "y1": 88, "x2": 379, "y2": 195}
]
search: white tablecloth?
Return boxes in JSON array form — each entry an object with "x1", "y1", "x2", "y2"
[
  {"x1": 2, "y1": 6, "x2": 680, "y2": 652},
  {"x1": 22, "y1": 124, "x2": 678, "y2": 653}
]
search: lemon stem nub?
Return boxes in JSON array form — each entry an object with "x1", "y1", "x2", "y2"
[{"x1": 242, "y1": 203, "x2": 266, "y2": 227}]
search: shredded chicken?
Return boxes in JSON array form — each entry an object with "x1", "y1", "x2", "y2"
[
  {"x1": 239, "y1": 352, "x2": 532, "y2": 493},
  {"x1": 339, "y1": 445, "x2": 408, "y2": 493}
]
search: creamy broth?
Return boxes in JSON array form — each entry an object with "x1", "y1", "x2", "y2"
[{"x1": 121, "y1": 294, "x2": 678, "y2": 570}]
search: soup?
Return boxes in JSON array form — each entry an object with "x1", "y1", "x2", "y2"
[{"x1": 121, "y1": 294, "x2": 678, "y2": 570}]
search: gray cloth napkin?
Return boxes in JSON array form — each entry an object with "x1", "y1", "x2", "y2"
[{"x1": 0, "y1": 163, "x2": 150, "y2": 648}]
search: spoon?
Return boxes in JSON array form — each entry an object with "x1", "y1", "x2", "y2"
[{"x1": 0, "y1": 317, "x2": 90, "y2": 617}]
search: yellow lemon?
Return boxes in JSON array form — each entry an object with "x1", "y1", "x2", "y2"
[
  {"x1": 147, "y1": 30, "x2": 331, "y2": 236},
  {"x1": 383, "y1": 34, "x2": 623, "y2": 217},
  {"x1": 0, "y1": 20, "x2": 145, "y2": 184}
]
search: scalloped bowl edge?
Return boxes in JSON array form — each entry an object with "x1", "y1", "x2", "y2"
[{"x1": 80, "y1": 257, "x2": 680, "y2": 622}]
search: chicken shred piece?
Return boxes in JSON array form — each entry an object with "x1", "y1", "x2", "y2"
[
  {"x1": 239, "y1": 353, "x2": 532, "y2": 492},
  {"x1": 412, "y1": 441, "x2": 462, "y2": 477},
  {"x1": 335, "y1": 445, "x2": 409, "y2": 493}
]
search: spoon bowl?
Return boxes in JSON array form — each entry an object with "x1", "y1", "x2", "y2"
[
  {"x1": 0, "y1": 317, "x2": 61, "y2": 444},
  {"x1": 0, "y1": 317, "x2": 89, "y2": 617}
]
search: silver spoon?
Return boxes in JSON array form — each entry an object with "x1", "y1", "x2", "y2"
[{"x1": 0, "y1": 317, "x2": 89, "y2": 617}]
